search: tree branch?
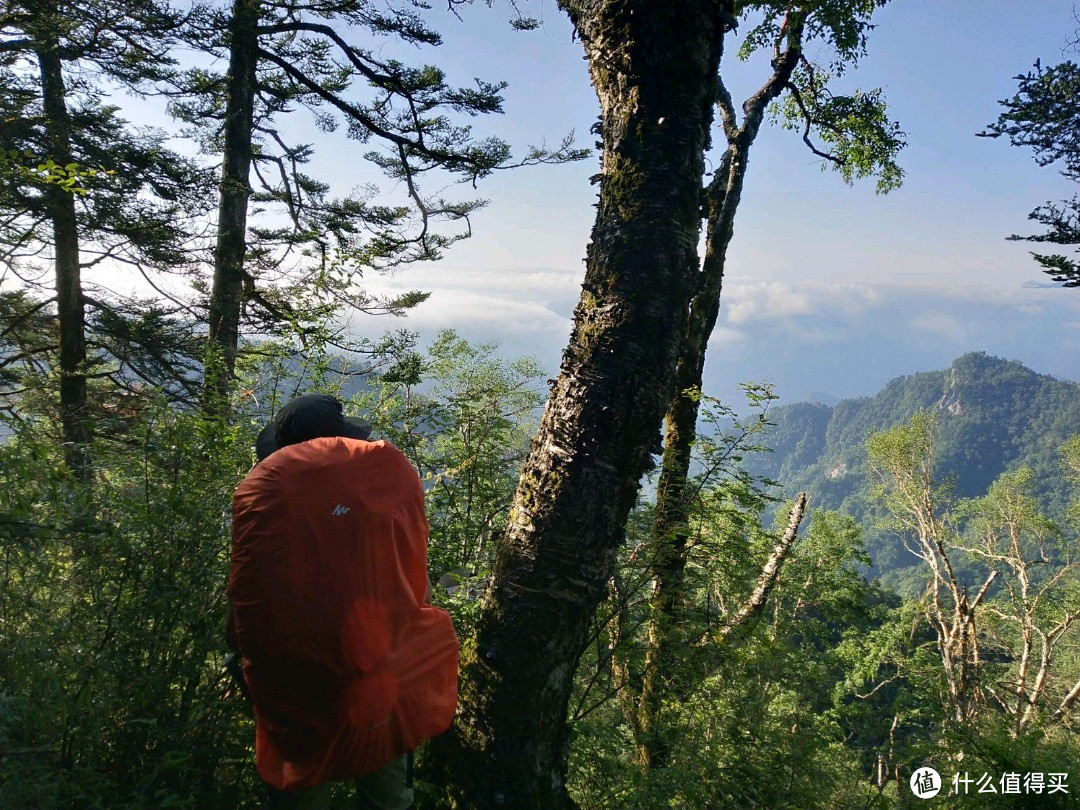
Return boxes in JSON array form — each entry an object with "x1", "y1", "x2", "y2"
[
  {"x1": 0, "y1": 295, "x2": 55, "y2": 341},
  {"x1": 257, "y1": 46, "x2": 481, "y2": 172},
  {"x1": 785, "y1": 81, "x2": 845, "y2": 166},
  {"x1": 1052, "y1": 676, "x2": 1080, "y2": 723},
  {"x1": 718, "y1": 492, "x2": 808, "y2": 640},
  {"x1": 738, "y1": 13, "x2": 803, "y2": 144}
]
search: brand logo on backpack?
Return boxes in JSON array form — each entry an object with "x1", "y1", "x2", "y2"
[{"x1": 331, "y1": 504, "x2": 351, "y2": 516}]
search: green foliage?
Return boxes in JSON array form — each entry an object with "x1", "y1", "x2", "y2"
[
  {"x1": 0, "y1": 151, "x2": 113, "y2": 194},
  {"x1": 745, "y1": 353, "x2": 1080, "y2": 586},
  {"x1": 0, "y1": 329, "x2": 543, "y2": 808},
  {"x1": 982, "y1": 55, "x2": 1080, "y2": 285},
  {"x1": 0, "y1": 0, "x2": 213, "y2": 265},
  {"x1": 354, "y1": 330, "x2": 543, "y2": 628},
  {"x1": 4, "y1": 332, "x2": 1078, "y2": 809},
  {"x1": 734, "y1": 0, "x2": 905, "y2": 193},
  {"x1": 1014, "y1": 195, "x2": 1080, "y2": 287},
  {"x1": 569, "y1": 506, "x2": 889, "y2": 809},
  {"x1": 984, "y1": 60, "x2": 1080, "y2": 179},
  {"x1": 841, "y1": 414, "x2": 1080, "y2": 797},
  {"x1": 568, "y1": 389, "x2": 1080, "y2": 808},
  {"x1": 775, "y1": 74, "x2": 906, "y2": 193},
  {"x1": 567, "y1": 385, "x2": 890, "y2": 809},
  {"x1": 0, "y1": 399, "x2": 260, "y2": 809},
  {"x1": 0, "y1": 0, "x2": 215, "y2": 418},
  {"x1": 738, "y1": 1, "x2": 886, "y2": 68},
  {"x1": 1, "y1": 291, "x2": 207, "y2": 418}
]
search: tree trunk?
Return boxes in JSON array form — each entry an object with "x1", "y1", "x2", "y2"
[
  {"x1": 636, "y1": 29, "x2": 803, "y2": 771},
  {"x1": 204, "y1": 0, "x2": 258, "y2": 412},
  {"x1": 424, "y1": 3, "x2": 727, "y2": 807},
  {"x1": 636, "y1": 143, "x2": 742, "y2": 772},
  {"x1": 36, "y1": 31, "x2": 90, "y2": 480}
]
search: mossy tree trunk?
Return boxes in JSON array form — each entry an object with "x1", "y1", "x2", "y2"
[
  {"x1": 634, "y1": 17, "x2": 804, "y2": 771},
  {"x1": 203, "y1": 0, "x2": 258, "y2": 413},
  {"x1": 424, "y1": 2, "x2": 727, "y2": 807}
]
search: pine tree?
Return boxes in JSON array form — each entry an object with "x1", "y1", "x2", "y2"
[
  {"x1": 171, "y1": 0, "x2": 584, "y2": 410},
  {"x1": 981, "y1": 48, "x2": 1080, "y2": 286},
  {"x1": 0, "y1": 0, "x2": 212, "y2": 475}
]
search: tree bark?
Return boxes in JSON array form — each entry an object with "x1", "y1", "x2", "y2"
[
  {"x1": 636, "y1": 22, "x2": 803, "y2": 772},
  {"x1": 204, "y1": 0, "x2": 258, "y2": 413},
  {"x1": 424, "y1": 3, "x2": 727, "y2": 807},
  {"x1": 35, "y1": 28, "x2": 90, "y2": 480},
  {"x1": 716, "y1": 493, "x2": 807, "y2": 640}
]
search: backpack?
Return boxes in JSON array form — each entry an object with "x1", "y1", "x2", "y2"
[{"x1": 229, "y1": 437, "x2": 458, "y2": 789}]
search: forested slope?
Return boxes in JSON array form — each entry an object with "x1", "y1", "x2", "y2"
[{"x1": 747, "y1": 352, "x2": 1080, "y2": 577}]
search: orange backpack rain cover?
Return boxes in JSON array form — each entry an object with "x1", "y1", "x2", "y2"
[{"x1": 229, "y1": 437, "x2": 459, "y2": 790}]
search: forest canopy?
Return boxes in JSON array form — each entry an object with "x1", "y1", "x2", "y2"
[{"x1": 2, "y1": 2, "x2": 1080, "y2": 809}]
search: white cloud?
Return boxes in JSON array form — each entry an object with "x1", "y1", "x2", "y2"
[
  {"x1": 725, "y1": 282, "x2": 812, "y2": 325},
  {"x1": 873, "y1": 280, "x2": 1079, "y2": 309},
  {"x1": 350, "y1": 263, "x2": 579, "y2": 341},
  {"x1": 721, "y1": 280, "x2": 883, "y2": 326},
  {"x1": 707, "y1": 326, "x2": 747, "y2": 348},
  {"x1": 715, "y1": 278, "x2": 1080, "y2": 339},
  {"x1": 908, "y1": 311, "x2": 968, "y2": 342},
  {"x1": 338, "y1": 266, "x2": 1080, "y2": 401},
  {"x1": 371, "y1": 265, "x2": 579, "y2": 308},
  {"x1": 389, "y1": 289, "x2": 570, "y2": 336}
]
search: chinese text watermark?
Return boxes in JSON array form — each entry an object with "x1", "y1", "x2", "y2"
[{"x1": 909, "y1": 768, "x2": 1069, "y2": 799}]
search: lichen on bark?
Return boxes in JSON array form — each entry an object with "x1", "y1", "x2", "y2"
[{"x1": 422, "y1": 3, "x2": 729, "y2": 808}]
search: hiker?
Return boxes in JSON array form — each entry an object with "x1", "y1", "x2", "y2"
[{"x1": 226, "y1": 393, "x2": 459, "y2": 810}]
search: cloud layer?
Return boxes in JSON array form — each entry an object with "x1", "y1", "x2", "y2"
[{"x1": 350, "y1": 263, "x2": 1080, "y2": 406}]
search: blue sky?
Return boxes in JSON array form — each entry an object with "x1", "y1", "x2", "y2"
[
  {"x1": 77, "y1": 0, "x2": 1080, "y2": 404},
  {"x1": 337, "y1": 0, "x2": 1080, "y2": 405}
]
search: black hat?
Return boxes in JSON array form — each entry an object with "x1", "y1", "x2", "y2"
[{"x1": 256, "y1": 393, "x2": 372, "y2": 461}]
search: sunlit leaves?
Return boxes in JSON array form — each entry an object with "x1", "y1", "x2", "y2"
[
  {"x1": 0, "y1": 151, "x2": 114, "y2": 195},
  {"x1": 774, "y1": 69, "x2": 906, "y2": 193},
  {"x1": 738, "y1": 0, "x2": 888, "y2": 70},
  {"x1": 731, "y1": 1, "x2": 904, "y2": 194}
]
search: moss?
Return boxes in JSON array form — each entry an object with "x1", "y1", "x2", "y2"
[
  {"x1": 605, "y1": 152, "x2": 645, "y2": 221},
  {"x1": 571, "y1": 282, "x2": 629, "y2": 367}
]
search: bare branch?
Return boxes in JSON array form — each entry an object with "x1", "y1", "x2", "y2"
[
  {"x1": 969, "y1": 570, "x2": 999, "y2": 613},
  {"x1": 1053, "y1": 676, "x2": 1080, "y2": 723},
  {"x1": 718, "y1": 492, "x2": 808, "y2": 640}
]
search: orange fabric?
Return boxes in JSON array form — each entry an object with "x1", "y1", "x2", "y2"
[{"x1": 229, "y1": 438, "x2": 459, "y2": 790}]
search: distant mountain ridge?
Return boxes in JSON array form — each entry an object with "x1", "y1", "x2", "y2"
[{"x1": 745, "y1": 352, "x2": 1080, "y2": 576}]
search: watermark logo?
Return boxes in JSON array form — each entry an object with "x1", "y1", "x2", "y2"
[
  {"x1": 911, "y1": 767, "x2": 942, "y2": 799},
  {"x1": 952, "y1": 771, "x2": 1069, "y2": 795},
  {"x1": 909, "y1": 768, "x2": 1070, "y2": 798}
]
